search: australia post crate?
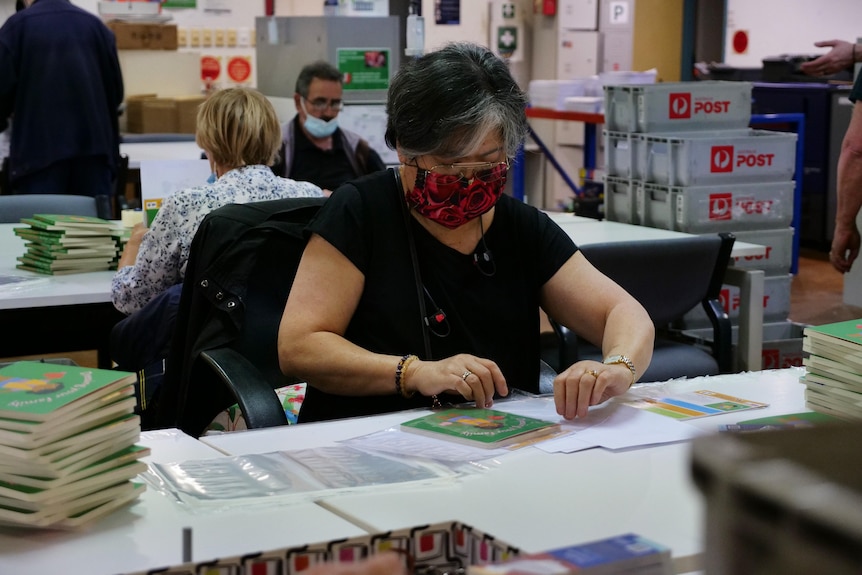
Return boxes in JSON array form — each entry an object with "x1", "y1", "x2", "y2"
[
  {"x1": 604, "y1": 81, "x2": 752, "y2": 133},
  {"x1": 636, "y1": 129, "x2": 798, "y2": 187},
  {"x1": 604, "y1": 130, "x2": 641, "y2": 179},
  {"x1": 730, "y1": 227, "x2": 795, "y2": 276},
  {"x1": 637, "y1": 180, "x2": 794, "y2": 233},
  {"x1": 603, "y1": 175, "x2": 639, "y2": 224},
  {"x1": 682, "y1": 320, "x2": 806, "y2": 371},
  {"x1": 681, "y1": 273, "x2": 792, "y2": 329}
]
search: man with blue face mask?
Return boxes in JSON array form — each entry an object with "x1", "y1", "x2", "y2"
[{"x1": 271, "y1": 61, "x2": 386, "y2": 191}]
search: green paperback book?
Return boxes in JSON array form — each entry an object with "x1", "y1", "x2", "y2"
[
  {"x1": 0, "y1": 361, "x2": 135, "y2": 423},
  {"x1": 400, "y1": 407, "x2": 560, "y2": 448},
  {"x1": 804, "y1": 318, "x2": 862, "y2": 352},
  {"x1": 13, "y1": 227, "x2": 100, "y2": 245},
  {"x1": 30, "y1": 214, "x2": 114, "y2": 229},
  {"x1": 19, "y1": 221, "x2": 110, "y2": 237}
]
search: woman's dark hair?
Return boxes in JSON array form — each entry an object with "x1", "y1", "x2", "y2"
[{"x1": 384, "y1": 42, "x2": 528, "y2": 160}]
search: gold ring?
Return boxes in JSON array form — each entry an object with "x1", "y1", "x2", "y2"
[
  {"x1": 461, "y1": 370, "x2": 473, "y2": 382},
  {"x1": 587, "y1": 369, "x2": 599, "y2": 378}
]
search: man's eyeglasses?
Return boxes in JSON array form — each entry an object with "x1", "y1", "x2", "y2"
[
  {"x1": 304, "y1": 97, "x2": 344, "y2": 112},
  {"x1": 423, "y1": 160, "x2": 510, "y2": 185}
]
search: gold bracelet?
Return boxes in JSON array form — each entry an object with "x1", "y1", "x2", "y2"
[{"x1": 395, "y1": 354, "x2": 418, "y2": 398}]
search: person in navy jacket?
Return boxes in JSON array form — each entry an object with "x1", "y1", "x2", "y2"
[{"x1": 0, "y1": 0, "x2": 123, "y2": 197}]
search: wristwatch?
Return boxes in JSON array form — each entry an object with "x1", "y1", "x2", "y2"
[{"x1": 603, "y1": 355, "x2": 637, "y2": 386}]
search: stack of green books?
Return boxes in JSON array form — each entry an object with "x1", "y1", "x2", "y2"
[
  {"x1": 801, "y1": 318, "x2": 862, "y2": 420},
  {"x1": 0, "y1": 361, "x2": 149, "y2": 528},
  {"x1": 13, "y1": 214, "x2": 123, "y2": 275}
]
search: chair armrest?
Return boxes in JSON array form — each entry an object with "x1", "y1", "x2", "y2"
[
  {"x1": 702, "y1": 298, "x2": 734, "y2": 373},
  {"x1": 199, "y1": 348, "x2": 289, "y2": 429}
]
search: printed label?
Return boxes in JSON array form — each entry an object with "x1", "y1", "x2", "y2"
[
  {"x1": 710, "y1": 146, "x2": 734, "y2": 173},
  {"x1": 708, "y1": 192, "x2": 733, "y2": 220}
]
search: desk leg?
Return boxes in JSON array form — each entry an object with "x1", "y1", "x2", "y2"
[{"x1": 724, "y1": 267, "x2": 764, "y2": 372}]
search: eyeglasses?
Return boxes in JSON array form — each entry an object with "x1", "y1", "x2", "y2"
[
  {"x1": 423, "y1": 160, "x2": 510, "y2": 185},
  {"x1": 304, "y1": 97, "x2": 344, "y2": 112}
]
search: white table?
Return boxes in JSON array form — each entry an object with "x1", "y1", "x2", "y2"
[
  {"x1": 0, "y1": 223, "x2": 121, "y2": 366},
  {"x1": 545, "y1": 215, "x2": 768, "y2": 372},
  {"x1": 202, "y1": 368, "x2": 809, "y2": 575},
  {"x1": 0, "y1": 429, "x2": 368, "y2": 575}
]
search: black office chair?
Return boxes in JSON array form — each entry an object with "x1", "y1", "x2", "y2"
[
  {"x1": 0, "y1": 193, "x2": 103, "y2": 223},
  {"x1": 152, "y1": 196, "x2": 326, "y2": 437},
  {"x1": 547, "y1": 232, "x2": 736, "y2": 383}
]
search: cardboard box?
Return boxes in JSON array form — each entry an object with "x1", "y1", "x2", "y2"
[
  {"x1": 124, "y1": 94, "x2": 207, "y2": 134},
  {"x1": 174, "y1": 96, "x2": 207, "y2": 134},
  {"x1": 108, "y1": 22, "x2": 178, "y2": 50},
  {"x1": 125, "y1": 95, "x2": 176, "y2": 133}
]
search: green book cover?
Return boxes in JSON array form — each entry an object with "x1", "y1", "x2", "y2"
[
  {"x1": 804, "y1": 318, "x2": 862, "y2": 347},
  {"x1": 19, "y1": 218, "x2": 112, "y2": 237},
  {"x1": 400, "y1": 407, "x2": 560, "y2": 448},
  {"x1": 13, "y1": 227, "x2": 96, "y2": 245},
  {"x1": 19, "y1": 253, "x2": 113, "y2": 268},
  {"x1": 25, "y1": 243, "x2": 117, "y2": 259},
  {"x1": 16, "y1": 256, "x2": 111, "y2": 272},
  {"x1": 31, "y1": 214, "x2": 113, "y2": 228},
  {"x1": 0, "y1": 362, "x2": 135, "y2": 422}
]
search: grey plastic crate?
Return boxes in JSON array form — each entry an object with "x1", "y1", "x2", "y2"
[
  {"x1": 683, "y1": 320, "x2": 806, "y2": 370},
  {"x1": 604, "y1": 130, "x2": 640, "y2": 179},
  {"x1": 603, "y1": 175, "x2": 639, "y2": 224},
  {"x1": 729, "y1": 227, "x2": 795, "y2": 276},
  {"x1": 638, "y1": 180, "x2": 794, "y2": 233},
  {"x1": 604, "y1": 81, "x2": 752, "y2": 133},
  {"x1": 691, "y1": 421, "x2": 862, "y2": 575},
  {"x1": 637, "y1": 129, "x2": 798, "y2": 186},
  {"x1": 681, "y1": 273, "x2": 792, "y2": 328}
]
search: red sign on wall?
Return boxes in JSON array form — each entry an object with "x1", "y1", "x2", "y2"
[
  {"x1": 227, "y1": 56, "x2": 251, "y2": 83},
  {"x1": 201, "y1": 56, "x2": 221, "y2": 82}
]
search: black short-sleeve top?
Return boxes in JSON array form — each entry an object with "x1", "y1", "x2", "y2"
[{"x1": 297, "y1": 168, "x2": 578, "y2": 422}]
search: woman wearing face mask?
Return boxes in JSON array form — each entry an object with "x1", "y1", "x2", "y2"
[{"x1": 277, "y1": 42, "x2": 654, "y2": 423}]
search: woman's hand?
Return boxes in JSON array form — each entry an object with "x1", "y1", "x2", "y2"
[
  {"x1": 117, "y1": 223, "x2": 147, "y2": 269},
  {"x1": 405, "y1": 354, "x2": 508, "y2": 408},
  {"x1": 553, "y1": 360, "x2": 633, "y2": 419}
]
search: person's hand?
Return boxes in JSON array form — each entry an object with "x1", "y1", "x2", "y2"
[
  {"x1": 117, "y1": 223, "x2": 147, "y2": 268},
  {"x1": 304, "y1": 553, "x2": 407, "y2": 575},
  {"x1": 552, "y1": 360, "x2": 633, "y2": 419},
  {"x1": 830, "y1": 224, "x2": 861, "y2": 273},
  {"x1": 407, "y1": 354, "x2": 508, "y2": 408},
  {"x1": 799, "y1": 40, "x2": 856, "y2": 76}
]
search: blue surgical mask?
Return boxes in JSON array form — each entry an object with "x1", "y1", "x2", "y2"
[
  {"x1": 207, "y1": 172, "x2": 217, "y2": 184},
  {"x1": 300, "y1": 99, "x2": 339, "y2": 138}
]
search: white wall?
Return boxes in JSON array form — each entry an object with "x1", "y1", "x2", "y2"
[{"x1": 725, "y1": 0, "x2": 862, "y2": 67}]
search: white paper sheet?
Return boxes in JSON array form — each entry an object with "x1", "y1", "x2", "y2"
[
  {"x1": 139, "y1": 159, "x2": 211, "y2": 226},
  {"x1": 490, "y1": 396, "x2": 704, "y2": 453}
]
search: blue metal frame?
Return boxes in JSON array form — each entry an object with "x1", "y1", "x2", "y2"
[{"x1": 749, "y1": 112, "x2": 806, "y2": 275}]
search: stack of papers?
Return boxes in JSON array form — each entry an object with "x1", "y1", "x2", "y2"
[
  {"x1": 13, "y1": 214, "x2": 122, "y2": 275},
  {"x1": 802, "y1": 318, "x2": 862, "y2": 419},
  {"x1": 0, "y1": 361, "x2": 148, "y2": 528}
]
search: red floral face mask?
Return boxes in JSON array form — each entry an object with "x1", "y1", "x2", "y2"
[{"x1": 406, "y1": 161, "x2": 509, "y2": 229}]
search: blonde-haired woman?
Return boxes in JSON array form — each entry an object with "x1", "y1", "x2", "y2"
[
  {"x1": 112, "y1": 86, "x2": 323, "y2": 314},
  {"x1": 111, "y1": 87, "x2": 323, "y2": 421}
]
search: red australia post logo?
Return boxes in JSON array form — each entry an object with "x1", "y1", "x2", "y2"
[
  {"x1": 709, "y1": 193, "x2": 733, "y2": 220},
  {"x1": 669, "y1": 93, "x2": 691, "y2": 119},
  {"x1": 711, "y1": 146, "x2": 734, "y2": 173}
]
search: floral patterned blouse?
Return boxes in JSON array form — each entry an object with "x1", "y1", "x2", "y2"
[{"x1": 111, "y1": 165, "x2": 323, "y2": 315}]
